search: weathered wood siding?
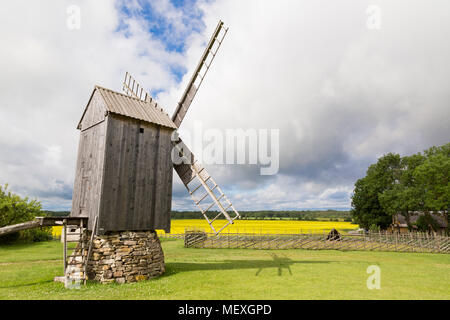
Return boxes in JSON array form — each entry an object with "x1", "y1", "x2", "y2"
[
  {"x1": 70, "y1": 92, "x2": 107, "y2": 232},
  {"x1": 78, "y1": 90, "x2": 107, "y2": 130},
  {"x1": 97, "y1": 114, "x2": 173, "y2": 234}
]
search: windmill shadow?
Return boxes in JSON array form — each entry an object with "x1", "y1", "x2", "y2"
[
  {"x1": 255, "y1": 253, "x2": 293, "y2": 276},
  {"x1": 164, "y1": 253, "x2": 330, "y2": 277}
]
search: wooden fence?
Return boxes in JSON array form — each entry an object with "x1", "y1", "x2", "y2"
[{"x1": 161, "y1": 231, "x2": 450, "y2": 254}]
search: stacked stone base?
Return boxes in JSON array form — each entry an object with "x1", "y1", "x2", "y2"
[{"x1": 68, "y1": 230, "x2": 165, "y2": 284}]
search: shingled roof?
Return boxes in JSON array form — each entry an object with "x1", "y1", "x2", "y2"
[
  {"x1": 394, "y1": 212, "x2": 448, "y2": 228},
  {"x1": 78, "y1": 85, "x2": 177, "y2": 130}
]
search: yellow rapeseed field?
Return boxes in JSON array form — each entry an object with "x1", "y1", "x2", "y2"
[
  {"x1": 159, "y1": 219, "x2": 358, "y2": 235},
  {"x1": 52, "y1": 219, "x2": 358, "y2": 236},
  {"x1": 52, "y1": 226, "x2": 62, "y2": 237}
]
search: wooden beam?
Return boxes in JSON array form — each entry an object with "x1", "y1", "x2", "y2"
[
  {"x1": 0, "y1": 220, "x2": 41, "y2": 236},
  {"x1": 0, "y1": 217, "x2": 88, "y2": 237}
]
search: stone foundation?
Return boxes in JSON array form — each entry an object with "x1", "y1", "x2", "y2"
[{"x1": 68, "y1": 230, "x2": 165, "y2": 284}]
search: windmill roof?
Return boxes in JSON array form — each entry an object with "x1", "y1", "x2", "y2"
[{"x1": 78, "y1": 86, "x2": 177, "y2": 130}]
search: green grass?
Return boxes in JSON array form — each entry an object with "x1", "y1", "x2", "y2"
[{"x1": 0, "y1": 239, "x2": 449, "y2": 299}]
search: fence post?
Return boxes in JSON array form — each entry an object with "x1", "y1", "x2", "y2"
[
  {"x1": 363, "y1": 231, "x2": 366, "y2": 250},
  {"x1": 437, "y1": 234, "x2": 441, "y2": 253},
  {"x1": 395, "y1": 232, "x2": 398, "y2": 251}
]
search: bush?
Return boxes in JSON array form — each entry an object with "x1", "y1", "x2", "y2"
[
  {"x1": 0, "y1": 184, "x2": 52, "y2": 244},
  {"x1": 369, "y1": 224, "x2": 381, "y2": 233}
]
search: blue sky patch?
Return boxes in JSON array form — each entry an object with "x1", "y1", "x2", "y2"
[
  {"x1": 117, "y1": 0, "x2": 204, "y2": 53},
  {"x1": 115, "y1": 0, "x2": 205, "y2": 85}
]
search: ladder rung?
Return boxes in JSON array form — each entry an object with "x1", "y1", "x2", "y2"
[
  {"x1": 195, "y1": 185, "x2": 218, "y2": 206},
  {"x1": 189, "y1": 177, "x2": 211, "y2": 194},
  {"x1": 204, "y1": 201, "x2": 216, "y2": 213},
  {"x1": 207, "y1": 221, "x2": 217, "y2": 233},
  {"x1": 200, "y1": 210, "x2": 212, "y2": 225},
  {"x1": 192, "y1": 162, "x2": 203, "y2": 172},
  {"x1": 202, "y1": 189, "x2": 221, "y2": 212},
  {"x1": 216, "y1": 221, "x2": 232, "y2": 234},
  {"x1": 187, "y1": 167, "x2": 204, "y2": 184},
  {"x1": 189, "y1": 183, "x2": 203, "y2": 195},
  {"x1": 185, "y1": 173, "x2": 196, "y2": 185},
  {"x1": 196, "y1": 192, "x2": 209, "y2": 205},
  {"x1": 211, "y1": 206, "x2": 234, "y2": 224},
  {"x1": 210, "y1": 212, "x2": 223, "y2": 224},
  {"x1": 202, "y1": 59, "x2": 211, "y2": 69},
  {"x1": 196, "y1": 73, "x2": 204, "y2": 82}
]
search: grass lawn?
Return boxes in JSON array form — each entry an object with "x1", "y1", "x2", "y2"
[{"x1": 0, "y1": 239, "x2": 449, "y2": 300}]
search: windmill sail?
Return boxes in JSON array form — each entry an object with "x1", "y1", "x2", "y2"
[
  {"x1": 172, "y1": 20, "x2": 228, "y2": 127},
  {"x1": 172, "y1": 138, "x2": 240, "y2": 234},
  {"x1": 170, "y1": 20, "x2": 240, "y2": 233},
  {"x1": 121, "y1": 20, "x2": 240, "y2": 234}
]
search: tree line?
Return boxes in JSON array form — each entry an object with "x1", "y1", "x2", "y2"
[
  {"x1": 171, "y1": 210, "x2": 351, "y2": 221},
  {"x1": 43, "y1": 209, "x2": 351, "y2": 221},
  {"x1": 351, "y1": 142, "x2": 449, "y2": 233}
]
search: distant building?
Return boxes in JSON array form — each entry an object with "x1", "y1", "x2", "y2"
[{"x1": 389, "y1": 211, "x2": 448, "y2": 235}]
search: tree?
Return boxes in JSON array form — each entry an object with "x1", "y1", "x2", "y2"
[
  {"x1": 414, "y1": 152, "x2": 450, "y2": 213},
  {"x1": 352, "y1": 142, "x2": 450, "y2": 232},
  {"x1": 379, "y1": 153, "x2": 425, "y2": 230},
  {"x1": 414, "y1": 147, "x2": 450, "y2": 235},
  {"x1": 351, "y1": 153, "x2": 401, "y2": 230},
  {"x1": 0, "y1": 184, "x2": 51, "y2": 243}
]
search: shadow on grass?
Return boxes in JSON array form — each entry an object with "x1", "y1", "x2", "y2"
[
  {"x1": 165, "y1": 253, "x2": 331, "y2": 277},
  {"x1": 0, "y1": 279, "x2": 55, "y2": 289}
]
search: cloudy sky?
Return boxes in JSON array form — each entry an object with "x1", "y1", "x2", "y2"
[{"x1": 0, "y1": 0, "x2": 449, "y2": 211}]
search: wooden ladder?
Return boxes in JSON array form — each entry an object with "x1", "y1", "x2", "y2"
[{"x1": 64, "y1": 216, "x2": 97, "y2": 286}]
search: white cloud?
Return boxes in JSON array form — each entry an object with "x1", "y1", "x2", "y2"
[
  {"x1": 163, "y1": 0, "x2": 450, "y2": 210},
  {"x1": 0, "y1": 0, "x2": 186, "y2": 209},
  {"x1": 0, "y1": 0, "x2": 449, "y2": 212}
]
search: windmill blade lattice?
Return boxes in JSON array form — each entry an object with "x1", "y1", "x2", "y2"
[
  {"x1": 172, "y1": 138, "x2": 240, "y2": 234},
  {"x1": 120, "y1": 20, "x2": 240, "y2": 235},
  {"x1": 172, "y1": 20, "x2": 228, "y2": 128}
]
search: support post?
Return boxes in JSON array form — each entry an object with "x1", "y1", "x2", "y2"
[
  {"x1": 63, "y1": 219, "x2": 67, "y2": 276},
  {"x1": 80, "y1": 219, "x2": 85, "y2": 282}
]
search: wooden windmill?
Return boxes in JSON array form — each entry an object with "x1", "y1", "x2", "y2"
[{"x1": 71, "y1": 20, "x2": 240, "y2": 236}]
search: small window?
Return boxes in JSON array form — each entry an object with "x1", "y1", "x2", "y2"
[{"x1": 140, "y1": 128, "x2": 144, "y2": 133}]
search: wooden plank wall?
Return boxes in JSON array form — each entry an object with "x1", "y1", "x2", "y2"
[
  {"x1": 98, "y1": 114, "x2": 173, "y2": 234},
  {"x1": 71, "y1": 91, "x2": 107, "y2": 232},
  {"x1": 152, "y1": 126, "x2": 173, "y2": 231},
  {"x1": 79, "y1": 90, "x2": 107, "y2": 130}
]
